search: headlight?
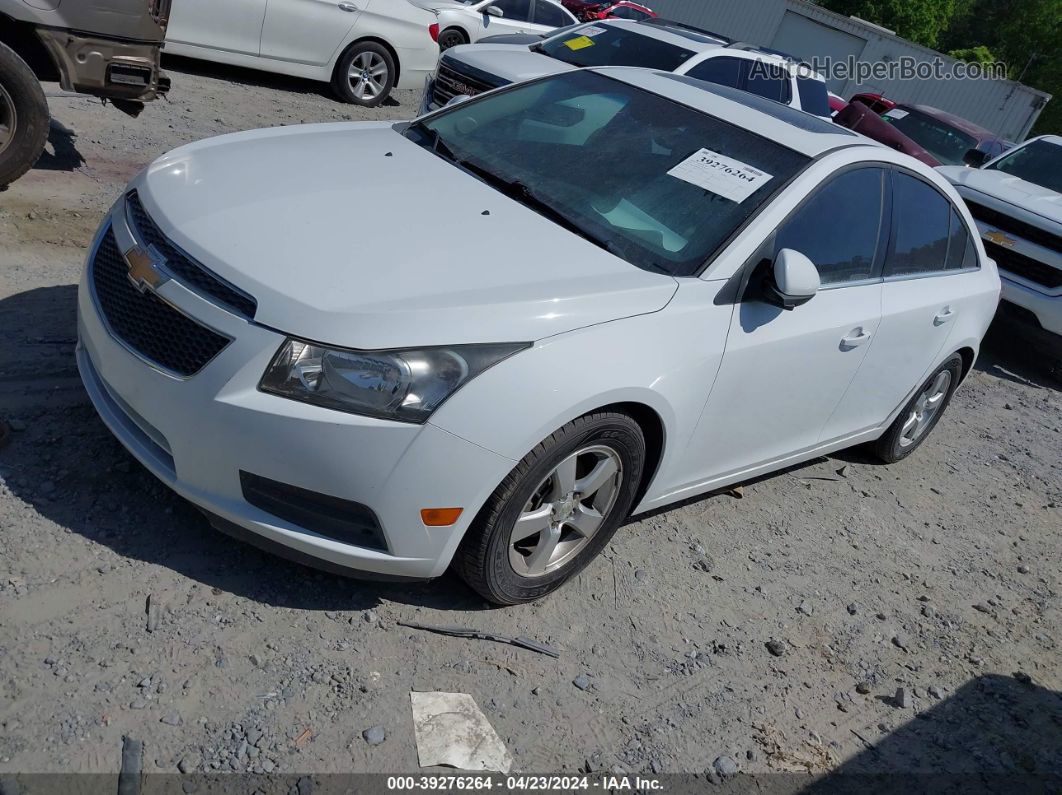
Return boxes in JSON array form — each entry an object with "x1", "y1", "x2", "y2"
[{"x1": 259, "y1": 339, "x2": 530, "y2": 423}]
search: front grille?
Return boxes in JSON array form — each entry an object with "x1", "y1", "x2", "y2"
[
  {"x1": 432, "y1": 61, "x2": 503, "y2": 107},
  {"x1": 965, "y1": 200, "x2": 1061, "y2": 253},
  {"x1": 126, "y1": 191, "x2": 257, "y2": 319},
  {"x1": 984, "y1": 240, "x2": 1062, "y2": 289},
  {"x1": 240, "y1": 471, "x2": 388, "y2": 552},
  {"x1": 91, "y1": 226, "x2": 231, "y2": 376}
]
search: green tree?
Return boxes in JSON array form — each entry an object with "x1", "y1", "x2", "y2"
[
  {"x1": 947, "y1": 45, "x2": 997, "y2": 65},
  {"x1": 816, "y1": 0, "x2": 958, "y2": 47}
]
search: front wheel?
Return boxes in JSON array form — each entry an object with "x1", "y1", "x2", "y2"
[
  {"x1": 871, "y1": 354, "x2": 963, "y2": 463},
  {"x1": 0, "y1": 42, "x2": 50, "y2": 187},
  {"x1": 455, "y1": 412, "x2": 645, "y2": 605},
  {"x1": 331, "y1": 42, "x2": 396, "y2": 106}
]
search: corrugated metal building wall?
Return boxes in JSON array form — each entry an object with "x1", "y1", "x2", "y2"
[{"x1": 648, "y1": 0, "x2": 1050, "y2": 140}]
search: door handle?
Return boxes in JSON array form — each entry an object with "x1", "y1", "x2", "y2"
[
  {"x1": 934, "y1": 307, "x2": 956, "y2": 326},
  {"x1": 338, "y1": 2, "x2": 358, "y2": 11},
  {"x1": 840, "y1": 328, "x2": 872, "y2": 349}
]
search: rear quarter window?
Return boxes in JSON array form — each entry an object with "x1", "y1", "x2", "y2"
[{"x1": 796, "y1": 76, "x2": 830, "y2": 117}]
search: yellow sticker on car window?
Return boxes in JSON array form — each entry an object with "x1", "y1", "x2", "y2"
[{"x1": 564, "y1": 36, "x2": 595, "y2": 50}]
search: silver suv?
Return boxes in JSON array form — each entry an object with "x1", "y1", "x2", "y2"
[
  {"x1": 0, "y1": 0, "x2": 170, "y2": 186},
  {"x1": 420, "y1": 18, "x2": 831, "y2": 118}
]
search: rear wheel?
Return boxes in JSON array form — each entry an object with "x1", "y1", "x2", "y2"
[
  {"x1": 872, "y1": 354, "x2": 963, "y2": 463},
  {"x1": 438, "y1": 28, "x2": 468, "y2": 51},
  {"x1": 455, "y1": 412, "x2": 645, "y2": 605},
  {"x1": 0, "y1": 42, "x2": 50, "y2": 187},
  {"x1": 331, "y1": 42, "x2": 396, "y2": 106}
]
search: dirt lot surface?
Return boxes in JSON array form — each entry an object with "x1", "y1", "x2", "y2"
[{"x1": 1, "y1": 57, "x2": 1060, "y2": 785}]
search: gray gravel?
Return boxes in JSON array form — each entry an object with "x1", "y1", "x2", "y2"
[{"x1": 0, "y1": 56, "x2": 1060, "y2": 778}]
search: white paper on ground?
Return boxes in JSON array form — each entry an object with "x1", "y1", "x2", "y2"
[
  {"x1": 410, "y1": 691, "x2": 513, "y2": 773},
  {"x1": 667, "y1": 148, "x2": 773, "y2": 203}
]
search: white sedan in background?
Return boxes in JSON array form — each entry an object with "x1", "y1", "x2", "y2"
[
  {"x1": 165, "y1": 0, "x2": 440, "y2": 106},
  {"x1": 77, "y1": 68, "x2": 999, "y2": 604},
  {"x1": 409, "y1": 0, "x2": 577, "y2": 50}
]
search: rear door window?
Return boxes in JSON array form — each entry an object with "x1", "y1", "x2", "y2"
[
  {"x1": 796, "y1": 76, "x2": 829, "y2": 116},
  {"x1": 885, "y1": 172, "x2": 952, "y2": 277},
  {"x1": 744, "y1": 60, "x2": 791, "y2": 104},
  {"x1": 773, "y1": 167, "x2": 885, "y2": 285},
  {"x1": 532, "y1": 0, "x2": 570, "y2": 27},
  {"x1": 685, "y1": 56, "x2": 743, "y2": 89}
]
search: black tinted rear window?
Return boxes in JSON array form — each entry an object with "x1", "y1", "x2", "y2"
[
  {"x1": 537, "y1": 25, "x2": 695, "y2": 70},
  {"x1": 796, "y1": 76, "x2": 830, "y2": 117}
]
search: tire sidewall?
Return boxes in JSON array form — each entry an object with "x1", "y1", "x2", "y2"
[
  {"x1": 480, "y1": 416, "x2": 644, "y2": 603},
  {"x1": 882, "y1": 355, "x2": 963, "y2": 461},
  {"x1": 332, "y1": 43, "x2": 395, "y2": 106},
  {"x1": 0, "y1": 43, "x2": 50, "y2": 187},
  {"x1": 438, "y1": 29, "x2": 468, "y2": 51}
]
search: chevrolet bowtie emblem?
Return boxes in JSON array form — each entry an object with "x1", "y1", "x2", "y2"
[
  {"x1": 984, "y1": 229, "x2": 1017, "y2": 248},
  {"x1": 124, "y1": 245, "x2": 169, "y2": 292}
]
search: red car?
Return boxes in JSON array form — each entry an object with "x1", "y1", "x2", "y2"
[{"x1": 560, "y1": 0, "x2": 656, "y2": 22}]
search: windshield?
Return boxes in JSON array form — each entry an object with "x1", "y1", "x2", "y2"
[
  {"x1": 986, "y1": 138, "x2": 1062, "y2": 193},
  {"x1": 880, "y1": 107, "x2": 977, "y2": 165},
  {"x1": 406, "y1": 70, "x2": 809, "y2": 275},
  {"x1": 535, "y1": 24, "x2": 696, "y2": 71}
]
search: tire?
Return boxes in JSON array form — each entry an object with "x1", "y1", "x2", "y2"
[
  {"x1": 871, "y1": 354, "x2": 963, "y2": 463},
  {"x1": 455, "y1": 412, "x2": 645, "y2": 605},
  {"x1": 0, "y1": 42, "x2": 50, "y2": 187},
  {"x1": 331, "y1": 41, "x2": 396, "y2": 107},
  {"x1": 438, "y1": 28, "x2": 468, "y2": 51}
]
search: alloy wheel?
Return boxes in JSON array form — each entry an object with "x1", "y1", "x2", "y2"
[
  {"x1": 347, "y1": 52, "x2": 388, "y2": 102},
  {"x1": 508, "y1": 445, "x2": 622, "y2": 578},
  {"x1": 0, "y1": 82, "x2": 16, "y2": 157},
  {"x1": 899, "y1": 369, "x2": 952, "y2": 447}
]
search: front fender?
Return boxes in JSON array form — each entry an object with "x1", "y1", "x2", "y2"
[{"x1": 428, "y1": 278, "x2": 732, "y2": 510}]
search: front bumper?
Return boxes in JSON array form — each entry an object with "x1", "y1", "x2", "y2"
[
  {"x1": 36, "y1": 28, "x2": 169, "y2": 103},
  {"x1": 76, "y1": 199, "x2": 515, "y2": 579},
  {"x1": 999, "y1": 275, "x2": 1062, "y2": 337}
]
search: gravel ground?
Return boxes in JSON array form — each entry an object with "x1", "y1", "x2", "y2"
[{"x1": 1, "y1": 57, "x2": 1060, "y2": 783}]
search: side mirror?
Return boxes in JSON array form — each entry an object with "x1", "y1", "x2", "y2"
[
  {"x1": 962, "y1": 148, "x2": 991, "y2": 168},
  {"x1": 485, "y1": 5, "x2": 504, "y2": 17},
  {"x1": 765, "y1": 248, "x2": 820, "y2": 310}
]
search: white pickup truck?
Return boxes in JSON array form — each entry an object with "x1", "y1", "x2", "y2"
[{"x1": 940, "y1": 135, "x2": 1062, "y2": 341}]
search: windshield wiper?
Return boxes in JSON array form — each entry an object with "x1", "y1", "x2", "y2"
[
  {"x1": 452, "y1": 156, "x2": 626, "y2": 257},
  {"x1": 408, "y1": 120, "x2": 458, "y2": 162}
]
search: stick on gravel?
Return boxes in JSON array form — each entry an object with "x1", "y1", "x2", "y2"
[
  {"x1": 397, "y1": 621, "x2": 559, "y2": 658},
  {"x1": 118, "y1": 736, "x2": 142, "y2": 795}
]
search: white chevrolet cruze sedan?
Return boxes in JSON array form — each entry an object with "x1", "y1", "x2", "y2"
[{"x1": 77, "y1": 68, "x2": 1000, "y2": 604}]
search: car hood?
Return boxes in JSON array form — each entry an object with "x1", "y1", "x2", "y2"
[
  {"x1": 939, "y1": 166, "x2": 1062, "y2": 225},
  {"x1": 135, "y1": 123, "x2": 677, "y2": 349},
  {"x1": 446, "y1": 43, "x2": 575, "y2": 84}
]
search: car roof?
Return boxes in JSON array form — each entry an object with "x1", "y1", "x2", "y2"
[
  {"x1": 590, "y1": 19, "x2": 822, "y2": 78},
  {"x1": 595, "y1": 67, "x2": 866, "y2": 157},
  {"x1": 894, "y1": 103, "x2": 998, "y2": 141}
]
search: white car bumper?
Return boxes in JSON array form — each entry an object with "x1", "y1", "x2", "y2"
[{"x1": 76, "y1": 209, "x2": 514, "y2": 580}]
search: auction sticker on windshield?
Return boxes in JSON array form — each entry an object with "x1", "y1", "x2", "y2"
[
  {"x1": 564, "y1": 36, "x2": 595, "y2": 50},
  {"x1": 581, "y1": 26, "x2": 608, "y2": 36},
  {"x1": 667, "y1": 149, "x2": 773, "y2": 203}
]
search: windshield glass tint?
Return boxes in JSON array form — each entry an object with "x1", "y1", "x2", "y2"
[
  {"x1": 881, "y1": 108, "x2": 977, "y2": 165},
  {"x1": 986, "y1": 139, "x2": 1062, "y2": 193},
  {"x1": 407, "y1": 70, "x2": 809, "y2": 275},
  {"x1": 537, "y1": 25, "x2": 696, "y2": 70}
]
